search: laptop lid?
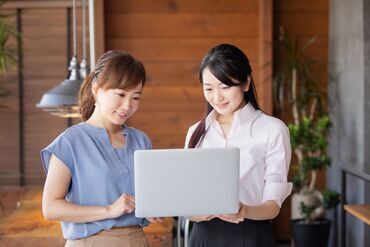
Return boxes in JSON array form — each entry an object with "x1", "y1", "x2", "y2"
[{"x1": 134, "y1": 148, "x2": 240, "y2": 217}]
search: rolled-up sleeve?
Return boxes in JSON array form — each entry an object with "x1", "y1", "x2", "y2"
[{"x1": 261, "y1": 122, "x2": 292, "y2": 208}]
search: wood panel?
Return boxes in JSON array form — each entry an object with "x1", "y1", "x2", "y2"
[
  {"x1": 276, "y1": 0, "x2": 329, "y2": 12},
  {"x1": 107, "y1": 38, "x2": 259, "y2": 62},
  {"x1": 0, "y1": 3, "x2": 88, "y2": 185},
  {"x1": 279, "y1": 12, "x2": 328, "y2": 37},
  {"x1": 105, "y1": 0, "x2": 271, "y2": 150},
  {"x1": 22, "y1": 9, "x2": 70, "y2": 184},
  {"x1": 0, "y1": 0, "x2": 272, "y2": 181},
  {"x1": 105, "y1": 0, "x2": 258, "y2": 14},
  {"x1": 144, "y1": 61, "x2": 199, "y2": 86},
  {"x1": 106, "y1": 14, "x2": 259, "y2": 38}
]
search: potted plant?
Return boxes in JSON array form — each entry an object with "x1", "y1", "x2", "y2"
[
  {"x1": 291, "y1": 189, "x2": 340, "y2": 247},
  {"x1": 273, "y1": 28, "x2": 340, "y2": 247}
]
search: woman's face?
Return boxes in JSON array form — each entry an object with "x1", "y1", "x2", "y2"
[
  {"x1": 93, "y1": 82, "x2": 143, "y2": 126},
  {"x1": 202, "y1": 67, "x2": 247, "y2": 117}
]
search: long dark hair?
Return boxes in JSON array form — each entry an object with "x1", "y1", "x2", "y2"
[
  {"x1": 188, "y1": 44, "x2": 260, "y2": 148},
  {"x1": 79, "y1": 50, "x2": 146, "y2": 121}
]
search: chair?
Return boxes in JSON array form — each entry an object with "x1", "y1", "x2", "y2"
[{"x1": 176, "y1": 216, "x2": 191, "y2": 247}]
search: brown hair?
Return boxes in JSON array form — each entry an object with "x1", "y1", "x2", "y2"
[{"x1": 79, "y1": 50, "x2": 146, "y2": 121}]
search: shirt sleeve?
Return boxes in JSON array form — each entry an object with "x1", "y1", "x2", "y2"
[
  {"x1": 261, "y1": 121, "x2": 292, "y2": 208},
  {"x1": 142, "y1": 132, "x2": 152, "y2": 150},
  {"x1": 40, "y1": 134, "x2": 74, "y2": 174}
]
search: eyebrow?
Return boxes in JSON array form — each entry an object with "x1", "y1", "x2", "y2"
[
  {"x1": 115, "y1": 89, "x2": 142, "y2": 94},
  {"x1": 203, "y1": 82, "x2": 224, "y2": 86}
]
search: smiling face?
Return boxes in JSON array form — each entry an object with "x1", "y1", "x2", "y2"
[
  {"x1": 202, "y1": 67, "x2": 248, "y2": 119},
  {"x1": 93, "y1": 82, "x2": 143, "y2": 126}
]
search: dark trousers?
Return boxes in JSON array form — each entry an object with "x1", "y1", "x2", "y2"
[{"x1": 189, "y1": 218, "x2": 276, "y2": 247}]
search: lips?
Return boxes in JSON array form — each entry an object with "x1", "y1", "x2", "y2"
[
  {"x1": 215, "y1": 102, "x2": 229, "y2": 108},
  {"x1": 115, "y1": 111, "x2": 129, "y2": 118}
]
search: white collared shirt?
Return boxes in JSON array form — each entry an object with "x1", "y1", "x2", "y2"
[{"x1": 185, "y1": 104, "x2": 292, "y2": 207}]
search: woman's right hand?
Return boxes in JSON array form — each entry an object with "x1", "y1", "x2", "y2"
[
  {"x1": 106, "y1": 193, "x2": 135, "y2": 219},
  {"x1": 187, "y1": 215, "x2": 215, "y2": 222}
]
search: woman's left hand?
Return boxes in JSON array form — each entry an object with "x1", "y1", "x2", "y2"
[
  {"x1": 217, "y1": 204, "x2": 246, "y2": 224},
  {"x1": 147, "y1": 217, "x2": 164, "y2": 223}
]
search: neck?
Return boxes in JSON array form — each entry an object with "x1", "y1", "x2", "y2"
[
  {"x1": 86, "y1": 110, "x2": 122, "y2": 134},
  {"x1": 217, "y1": 114, "x2": 233, "y2": 124}
]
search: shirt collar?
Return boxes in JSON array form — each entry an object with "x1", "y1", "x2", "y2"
[
  {"x1": 205, "y1": 103, "x2": 259, "y2": 130},
  {"x1": 80, "y1": 122, "x2": 127, "y2": 135}
]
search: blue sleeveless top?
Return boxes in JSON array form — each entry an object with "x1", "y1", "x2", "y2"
[{"x1": 40, "y1": 122, "x2": 151, "y2": 240}]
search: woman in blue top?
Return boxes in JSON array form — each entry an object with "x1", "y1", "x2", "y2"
[{"x1": 40, "y1": 50, "x2": 157, "y2": 246}]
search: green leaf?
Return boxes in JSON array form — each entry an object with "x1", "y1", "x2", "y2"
[{"x1": 322, "y1": 189, "x2": 340, "y2": 209}]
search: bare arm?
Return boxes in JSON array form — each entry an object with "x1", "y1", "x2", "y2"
[
  {"x1": 242, "y1": 201, "x2": 280, "y2": 220},
  {"x1": 42, "y1": 155, "x2": 135, "y2": 223},
  {"x1": 217, "y1": 201, "x2": 280, "y2": 223}
]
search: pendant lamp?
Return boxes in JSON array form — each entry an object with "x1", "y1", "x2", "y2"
[{"x1": 36, "y1": 0, "x2": 89, "y2": 118}]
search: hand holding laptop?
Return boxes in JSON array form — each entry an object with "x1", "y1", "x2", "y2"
[
  {"x1": 215, "y1": 203, "x2": 245, "y2": 224},
  {"x1": 187, "y1": 215, "x2": 215, "y2": 223}
]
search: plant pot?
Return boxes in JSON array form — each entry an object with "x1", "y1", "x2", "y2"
[
  {"x1": 291, "y1": 219, "x2": 331, "y2": 247},
  {"x1": 291, "y1": 191, "x2": 324, "y2": 220}
]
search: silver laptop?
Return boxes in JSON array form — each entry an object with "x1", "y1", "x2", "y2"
[{"x1": 134, "y1": 148, "x2": 240, "y2": 217}]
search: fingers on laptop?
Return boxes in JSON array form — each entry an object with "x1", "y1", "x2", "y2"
[
  {"x1": 108, "y1": 193, "x2": 135, "y2": 218},
  {"x1": 147, "y1": 217, "x2": 164, "y2": 223}
]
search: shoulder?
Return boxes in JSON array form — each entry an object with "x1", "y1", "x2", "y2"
[
  {"x1": 257, "y1": 112, "x2": 289, "y2": 133},
  {"x1": 185, "y1": 121, "x2": 202, "y2": 140},
  {"x1": 184, "y1": 121, "x2": 202, "y2": 148},
  {"x1": 49, "y1": 124, "x2": 80, "y2": 144},
  {"x1": 63, "y1": 124, "x2": 83, "y2": 136},
  {"x1": 54, "y1": 124, "x2": 86, "y2": 144},
  {"x1": 126, "y1": 126, "x2": 150, "y2": 140},
  {"x1": 126, "y1": 126, "x2": 152, "y2": 148},
  {"x1": 187, "y1": 121, "x2": 201, "y2": 135}
]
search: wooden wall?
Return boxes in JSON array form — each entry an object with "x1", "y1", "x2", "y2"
[
  {"x1": 105, "y1": 0, "x2": 273, "y2": 149},
  {"x1": 0, "y1": 0, "x2": 273, "y2": 183},
  {"x1": 273, "y1": 0, "x2": 329, "y2": 241},
  {"x1": 0, "y1": 1, "x2": 87, "y2": 185}
]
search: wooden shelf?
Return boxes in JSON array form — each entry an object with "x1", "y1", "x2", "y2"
[{"x1": 343, "y1": 204, "x2": 370, "y2": 225}]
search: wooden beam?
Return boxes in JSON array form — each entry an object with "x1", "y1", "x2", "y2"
[
  {"x1": 2, "y1": 1, "x2": 83, "y2": 9},
  {"x1": 89, "y1": 0, "x2": 105, "y2": 68},
  {"x1": 258, "y1": 0, "x2": 272, "y2": 114}
]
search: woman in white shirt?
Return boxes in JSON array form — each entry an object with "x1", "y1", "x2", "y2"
[{"x1": 185, "y1": 44, "x2": 292, "y2": 247}]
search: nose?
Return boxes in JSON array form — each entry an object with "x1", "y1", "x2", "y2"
[
  {"x1": 213, "y1": 90, "x2": 224, "y2": 102},
  {"x1": 120, "y1": 98, "x2": 131, "y2": 111}
]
